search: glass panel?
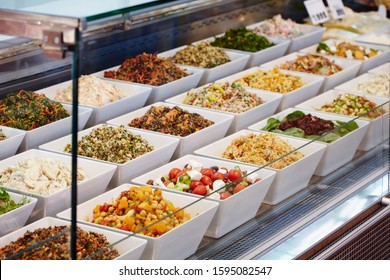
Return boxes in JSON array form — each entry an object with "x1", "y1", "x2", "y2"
[{"x1": 0, "y1": 0, "x2": 180, "y2": 20}]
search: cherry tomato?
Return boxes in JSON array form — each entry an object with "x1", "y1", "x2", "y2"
[
  {"x1": 201, "y1": 168, "x2": 214, "y2": 178},
  {"x1": 193, "y1": 184, "x2": 207, "y2": 196},
  {"x1": 200, "y1": 175, "x2": 213, "y2": 187},
  {"x1": 219, "y1": 192, "x2": 232, "y2": 200},
  {"x1": 211, "y1": 172, "x2": 225, "y2": 182},
  {"x1": 169, "y1": 168, "x2": 181, "y2": 180},
  {"x1": 233, "y1": 183, "x2": 246, "y2": 194},
  {"x1": 190, "y1": 180, "x2": 203, "y2": 191},
  {"x1": 227, "y1": 169, "x2": 242, "y2": 182}
]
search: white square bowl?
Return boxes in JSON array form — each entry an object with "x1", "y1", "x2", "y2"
[
  {"x1": 39, "y1": 124, "x2": 179, "y2": 188},
  {"x1": 261, "y1": 52, "x2": 361, "y2": 92},
  {"x1": 216, "y1": 66, "x2": 324, "y2": 112},
  {"x1": 12, "y1": 104, "x2": 92, "y2": 152},
  {"x1": 0, "y1": 191, "x2": 38, "y2": 237},
  {"x1": 0, "y1": 217, "x2": 147, "y2": 260},
  {"x1": 247, "y1": 21, "x2": 326, "y2": 53},
  {"x1": 37, "y1": 79, "x2": 152, "y2": 128},
  {"x1": 335, "y1": 73, "x2": 390, "y2": 98},
  {"x1": 0, "y1": 126, "x2": 25, "y2": 160},
  {"x1": 57, "y1": 184, "x2": 219, "y2": 259},
  {"x1": 248, "y1": 108, "x2": 370, "y2": 176},
  {"x1": 368, "y1": 62, "x2": 390, "y2": 74},
  {"x1": 165, "y1": 85, "x2": 282, "y2": 135},
  {"x1": 195, "y1": 35, "x2": 290, "y2": 68},
  {"x1": 194, "y1": 130, "x2": 326, "y2": 205},
  {"x1": 295, "y1": 89, "x2": 390, "y2": 151},
  {"x1": 0, "y1": 149, "x2": 117, "y2": 222},
  {"x1": 93, "y1": 65, "x2": 203, "y2": 105},
  {"x1": 299, "y1": 39, "x2": 390, "y2": 74},
  {"x1": 158, "y1": 45, "x2": 250, "y2": 85},
  {"x1": 355, "y1": 31, "x2": 390, "y2": 47},
  {"x1": 107, "y1": 102, "x2": 233, "y2": 159},
  {"x1": 132, "y1": 154, "x2": 276, "y2": 238}
]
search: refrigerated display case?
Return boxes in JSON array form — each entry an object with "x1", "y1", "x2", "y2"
[{"x1": 0, "y1": 0, "x2": 389, "y2": 260}]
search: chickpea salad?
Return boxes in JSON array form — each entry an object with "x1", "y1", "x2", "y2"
[
  {"x1": 183, "y1": 82, "x2": 264, "y2": 113},
  {"x1": 90, "y1": 186, "x2": 191, "y2": 238},
  {"x1": 280, "y1": 54, "x2": 343, "y2": 76}
]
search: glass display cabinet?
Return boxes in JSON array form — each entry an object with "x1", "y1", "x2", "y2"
[{"x1": 0, "y1": 0, "x2": 388, "y2": 260}]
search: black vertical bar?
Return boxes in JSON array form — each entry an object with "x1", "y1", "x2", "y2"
[{"x1": 70, "y1": 29, "x2": 80, "y2": 260}]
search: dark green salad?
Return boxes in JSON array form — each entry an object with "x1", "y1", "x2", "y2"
[
  {"x1": 0, "y1": 188, "x2": 30, "y2": 215},
  {"x1": 261, "y1": 110, "x2": 359, "y2": 143},
  {"x1": 210, "y1": 27, "x2": 275, "y2": 52}
]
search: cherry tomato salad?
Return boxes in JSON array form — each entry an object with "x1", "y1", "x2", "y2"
[{"x1": 146, "y1": 160, "x2": 261, "y2": 200}]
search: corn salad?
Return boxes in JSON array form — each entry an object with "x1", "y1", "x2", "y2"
[{"x1": 234, "y1": 68, "x2": 304, "y2": 94}]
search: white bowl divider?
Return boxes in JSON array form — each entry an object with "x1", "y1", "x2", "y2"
[
  {"x1": 248, "y1": 108, "x2": 370, "y2": 176},
  {"x1": 0, "y1": 149, "x2": 117, "y2": 222},
  {"x1": 165, "y1": 86, "x2": 282, "y2": 135},
  {"x1": 38, "y1": 80, "x2": 152, "y2": 128},
  {"x1": 158, "y1": 46, "x2": 250, "y2": 85},
  {"x1": 295, "y1": 89, "x2": 389, "y2": 151},
  {"x1": 261, "y1": 52, "x2": 361, "y2": 92},
  {"x1": 132, "y1": 154, "x2": 277, "y2": 238},
  {"x1": 107, "y1": 102, "x2": 233, "y2": 159},
  {"x1": 216, "y1": 66, "x2": 324, "y2": 112},
  {"x1": 39, "y1": 124, "x2": 179, "y2": 188},
  {"x1": 0, "y1": 126, "x2": 26, "y2": 160},
  {"x1": 0, "y1": 217, "x2": 147, "y2": 260},
  {"x1": 0, "y1": 192, "x2": 38, "y2": 237},
  {"x1": 16, "y1": 104, "x2": 92, "y2": 152},
  {"x1": 57, "y1": 184, "x2": 219, "y2": 259},
  {"x1": 194, "y1": 130, "x2": 326, "y2": 205},
  {"x1": 299, "y1": 39, "x2": 390, "y2": 74},
  {"x1": 93, "y1": 65, "x2": 204, "y2": 105}
]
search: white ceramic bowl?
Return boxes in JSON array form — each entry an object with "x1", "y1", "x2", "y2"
[
  {"x1": 13, "y1": 104, "x2": 92, "y2": 152},
  {"x1": 107, "y1": 102, "x2": 233, "y2": 159},
  {"x1": 57, "y1": 184, "x2": 219, "y2": 259},
  {"x1": 0, "y1": 126, "x2": 25, "y2": 160},
  {"x1": 216, "y1": 66, "x2": 324, "y2": 112},
  {"x1": 248, "y1": 108, "x2": 370, "y2": 176},
  {"x1": 132, "y1": 154, "x2": 276, "y2": 238},
  {"x1": 39, "y1": 124, "x2": 179, "y2": 188},
  {"x1": 295, "y1": 89, "x2": 389, "y2": 151},
  {"x1": 335, "y1": 73, "x2": 389, "y2": 98},
  {"x1": 299, "y1": 39, "x2": 390, "y2": 74},
  {"x1": 195, "y1": 34, "x2": 290, "y2": 68},
  {"x1": 165, "y1": 85, "x2": 282, "y2": 135},
  {"x1": 261, "y1": 52, "x2": 361, "y2": 92},
  {"x1": 158, "y1": 45, "x2": 250, "y2": 85},
  {"x1": 37, "y1": 79, "x2": 152, "y2": 128},
  {"x1": 0, "y1": 149, "x2": 117, "y2": 222},
  {"x1": 247, "y1": 21, "x2": 326, "y2": 53},
  {"x1": 0, "y1": 191, "x2": 38, "y2": 237},
  {"x1": 0, "y1": 217, "x2": 147, "y2": 260},
  {"x1": 93, "y1": 64, "x2": 203, "y2": 105},
  {"x1": 368, "y1": 62, "x2": 390, "y2": 74},
  {"x1": 355, "y1": 31, "x2": 390, "y2": 47},
  {"x1": 194, "y1": 130, "x2": 326, "y2": 205}
]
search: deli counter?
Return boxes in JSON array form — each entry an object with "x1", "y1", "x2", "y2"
[{"x1": 0, "y1": 0, "x2": 389, "y2": 260}]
